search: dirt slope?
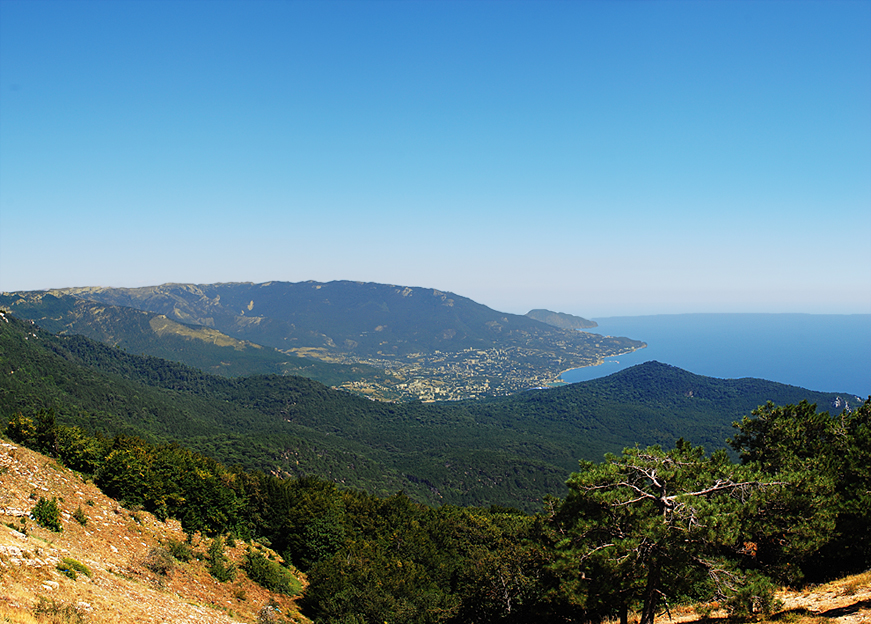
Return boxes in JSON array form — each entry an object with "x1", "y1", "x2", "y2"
[
  {"x1": 0, "y1": 441, "x2": 308, "y2": 624},
  {"x1": 668, "y1": 574, "x2": 871, "y2": 623}
]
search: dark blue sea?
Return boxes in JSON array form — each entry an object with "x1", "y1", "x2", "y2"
[{"x1": 560, "y1": 314, "x2": 871, "y2": 398}]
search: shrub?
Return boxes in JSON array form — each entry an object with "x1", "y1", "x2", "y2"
[
  {"x1": 166, "y1": 538, "x2": 193, "y2": 562},
  {"x1": 5, "y1": 412, "x2": 36, "y2": 446},
  {"x1": 257, "y1": 604, "x2": 283, "y2": 624},
  {"x1": 724, "y1": 571, "x2": 782, "y2": 618},
  {"x1": 56, "y1": 557, "x2": 91, "y2": 580},
  {"x1": 73, "y1": 506, "x2": 88, "y2": 526},
  {"x1": 207, "y1": 536, "x2": 236, "y2": 582},
  {"x1": 33, "y1": 596, "x2": 88, "y2": 624},
  {"x1": 143, "y1": 547, "x2": 175, "y2": 578},
  {"x1": 243, "y1": 550, "x2": 303, "y2": 596},
  {"x1": 32, "y1": 497, "x2": 62, "y2": 532}
]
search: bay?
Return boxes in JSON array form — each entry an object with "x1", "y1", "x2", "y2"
[{"x1": 561, "y1": 313, "x2": 871, "y2": 398}]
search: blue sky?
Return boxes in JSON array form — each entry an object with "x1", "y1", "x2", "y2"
[{"x1": 1, "y1": 0, "x2": 869, "y2": 317}]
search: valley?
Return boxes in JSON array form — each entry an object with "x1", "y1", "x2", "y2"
[
  {"x1": 1, "y1": 302, "x2": 868, "y2": 623},
  {"x1": 1, "y1": 282, "x2": 644, "y2": 401},
  {"x1": 0, "y1": 308, "x2": 858, "y2": 510},
  {"x1": 4, "y1": 3, "x2": 867, "y2": 620},
  {"x1": 317, "y1": 343, "x2": 621, "y2": 401}
]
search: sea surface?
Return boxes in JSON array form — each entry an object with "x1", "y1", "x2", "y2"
[{"x1": 560, "y1": 313, "x2": 871, "y2": 398}]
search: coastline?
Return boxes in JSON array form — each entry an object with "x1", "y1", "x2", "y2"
[
  {"x1": 557, "y1": 342, "x2": 649, "y2": 383},
  {"x1": 555, "y1": 314, "x2": 870, "y2": 396}
]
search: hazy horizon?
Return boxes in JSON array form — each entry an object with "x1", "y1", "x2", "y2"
[
  {"x1": 5, "y1": 279, "x2": 871, "y2": 321},
  {"x1": 565, "y1": 313, "x2": 871, "y2": 397},
  {"x1": 2, "y1": 1, "x2": 869, "y2": 318}
]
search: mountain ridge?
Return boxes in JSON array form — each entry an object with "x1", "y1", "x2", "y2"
[
  {"x1": 51, "y1": 280, "x2": 623, "y2": 354},
  {"x1": 526, "y1": 308, "x2": 597, "y2": 329}
]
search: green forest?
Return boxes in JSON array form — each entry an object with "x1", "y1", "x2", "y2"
[
  {"x1": 5, "y1": 398, "x2": 869, "y2": 623},
  {"x1": 1, "y1": 311, "x2": 869, "y2": 622},
  {"x1": 1, "y1": 311, "x2": 855, "y2": 511}
]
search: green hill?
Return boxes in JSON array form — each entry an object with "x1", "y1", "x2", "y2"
[
  {"x1": 1, "y1": 309, "x2": 856, "y2": 511},
  {"x1": 0, "y1": 290, "x2": 389, "y2": 386},
  {"x1": 0, "y1": 310, "x2": 562, "y2": 506},
  {"x1": 468, "y1": 361, "x2": 863, "y2": 470}
]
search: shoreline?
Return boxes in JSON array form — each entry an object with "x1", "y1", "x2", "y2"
[{"x1": 557, "y1": 343, "x2": 648, "y2": 382}]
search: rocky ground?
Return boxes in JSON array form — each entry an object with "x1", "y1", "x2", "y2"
[
  {"x1": 665, "y1": 573, "x2": 871, "y2": 624},
  {"x1": 773, "y1": 575, "x2": 871, "y2": 624},
  {"x1": 0, "y1": 441, "x2": 308, "y2": 624}
]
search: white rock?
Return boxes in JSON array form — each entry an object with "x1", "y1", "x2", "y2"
[{"x1": 0, "y1": 545, "x2": 22, "y2": 557}]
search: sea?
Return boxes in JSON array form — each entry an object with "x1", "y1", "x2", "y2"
[{"x1": 560, "y1": 313, "x2": 871, "y2": 399}]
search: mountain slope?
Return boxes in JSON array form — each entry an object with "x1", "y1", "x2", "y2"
[
  {"x1": 4, "y1": 439, "x2": 868, "y2": 624},
  {"x1": 469, "y1": 361, "x2": 864, "y2": 466},
  {"x1": 49, "y1": 281, "x2": 644, "y2": 398},
  {"x1": 55, "y1": 281, "x2": 604, "y2": 354},
  {"x1": 0, "y1": 290, "x2": 387, "y2": 386},
  {"x1": 1, "y1": 310, "x2": 858, "y2": 511},
  {"x1": 526, "y1": 308, "x2": 597, "y2": 329},
  {"x1": 0, "y1": 440, "x2": 307, "y2": 624}
]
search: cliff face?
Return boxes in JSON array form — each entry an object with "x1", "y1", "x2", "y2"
[{"x1": 0, "y1": 441, "x2": 308, "y2": 624}]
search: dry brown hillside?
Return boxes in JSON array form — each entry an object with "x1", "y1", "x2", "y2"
[{"x1": 0, "y1": 441, "x2": 309, "y2": 624}]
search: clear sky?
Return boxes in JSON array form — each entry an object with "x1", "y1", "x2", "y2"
[{"x1": 1, "y1": 0, "x2": 869, "y2": 317}]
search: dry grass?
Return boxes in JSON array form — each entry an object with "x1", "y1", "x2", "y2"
[
  {"x1": 591, "y1": 571, "x2": 871, "y2": 624},
  {"x1": 0, "y1": 604, "x2": 39, "y2": 624},
  {"x1": 840, "y1": 572, "x2": 871, "y2": 598},
  {"x1": 0, "y1": 585, "x2": 40, "y2": 624},
  {"x1": 0, "y1": 441, "x2": 309, "y2": 624},
  {"x1": 680, "y1": 572, "x2": 871, "y2": 624}
]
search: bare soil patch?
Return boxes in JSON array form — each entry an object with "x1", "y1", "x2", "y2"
[{"x1": 0, "y1": 441, "x2": 308, "y2": 623}]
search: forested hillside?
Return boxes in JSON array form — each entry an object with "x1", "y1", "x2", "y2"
[
  {"x1": 3, "y1": 380, "x2": 868, "y2": 623},
  {"x1": 0, "y1": 290, "x2": 388, "y2": 385},
  {"x1": 0, "y1": 310, "x2": 860, "y2": 512}
]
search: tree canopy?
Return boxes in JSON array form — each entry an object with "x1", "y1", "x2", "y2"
[{"x1": 554, "y1": 441, "x2": 783, "y2": 623}]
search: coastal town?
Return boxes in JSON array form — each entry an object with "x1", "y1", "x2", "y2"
[{"x1": 331, "y1": 343, "x2": 639, "y2": 401}]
